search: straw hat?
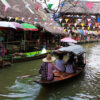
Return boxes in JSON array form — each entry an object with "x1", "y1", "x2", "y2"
[{"x1": 43, "y1": 54, "x2": 56, "y2": 62}]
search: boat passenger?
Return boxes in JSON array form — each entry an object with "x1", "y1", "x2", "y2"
[
  {"x1": 65, "y1": 53, "x2": 76, "y2": 74},
  {"x1": 56, "y1": 54, "x2": 65, "y2": 72},
  {"x1": 39, "y1": 54, "x2": 61, "y2": 81},
  {"x1": 77, "y1": 54, "x2": 85, "y2": 68}
]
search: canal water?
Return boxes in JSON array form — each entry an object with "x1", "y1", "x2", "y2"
[{"x1": 0, "y1": 42, "x2": 100, "y2": 100}]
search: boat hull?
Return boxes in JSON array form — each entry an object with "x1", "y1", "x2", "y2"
[{"x1": 36, "y1": 67, "x2": 85, "y2": 86}]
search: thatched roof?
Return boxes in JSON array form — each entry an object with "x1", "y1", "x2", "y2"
[
  {"x1": 0, "y1": 0, "x2": 68, "y2": 35},
  {"x1": 60, "y1": 1, "x2": 100, "y2": 15}
]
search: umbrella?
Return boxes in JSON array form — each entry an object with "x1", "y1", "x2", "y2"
[
  {"x1": 11, "y1": 22, "x2": 23, "y2": 31},
  {"x1": 60, "y1": 37, "x2": 77, "y2": 43},
  {"x1": 0, "y1": 21, "x2": 16, "y2": 30},
  {"x1": 21, "y1": 23, "x2": 38, "y2": 31},
  {"x1": 21, "y1": 23, "x2": 38, "y2": 51}
]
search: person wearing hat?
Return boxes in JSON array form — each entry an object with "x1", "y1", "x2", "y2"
[{"x1": 39, "y1": 54, "x2": 61, "y2": 81}]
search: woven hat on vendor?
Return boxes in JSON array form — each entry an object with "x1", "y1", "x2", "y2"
[{"x1": 43, "y1": 54, "x2": 56, "y2": 62}]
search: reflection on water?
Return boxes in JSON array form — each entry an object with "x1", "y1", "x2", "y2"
[{"x1": 0, "y1": 42, "x2": 100, "y2": 100}]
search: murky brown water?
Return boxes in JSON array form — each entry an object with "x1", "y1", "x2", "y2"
[{"x1": 0, "y1": 42, "x2": 100, "y2": 100}]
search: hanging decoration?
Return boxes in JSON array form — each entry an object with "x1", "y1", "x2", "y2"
[
  {"x1": 72, "y1": 27, "x2": 74, "y2": 30},
  {"x1": 34, "y1": 18, "x2": 38, "y2": 22},
  {"x1": 62, "y1": 23, "x2": 65, "y2": 27},
  {"x1": 81, "y1": 23, "x2": 84, "y2": 27},
  {"x1": 48, "y1": 4, "x2": 53, "y2": 10},
  {"x1": 43, "y1": 18, "x2": 46, "y2": 22},
  {"x1": 65, "y1": 18, "x2": 69, "y2": 23},
  {"x1": 49, "y1": 13, "x2": 53, "y2": 19},
  {"x1": 53, "y1": 26, "x2": 56, "y2": 29},
  {"x1": 87, "y1": 2, "x2": 93, "y2": 11},
  {"x1": 4, "y1": 5, "x2": 8, "y2": 12},
  {"x1": 1, "y1": 0, "x2": 11, "y2": 7},
  {"x1": 88, "y1": 27, "x2": 90, "y2": 30},
  {"x1": 68, "y1": 24, "x2": 71, "y2": 27},
  {"x1": 59, "y1": 18, "x2": 62, "y2": 23},
  {"x1": 61, "y1": 2, "x2": 66, "y2": 7},
  {"x1": 9, "y1": 17, "x2": 12, "y2": 21},
  {"x1": 74, "y1": 23, "x2": 77, "y2": 27},
  {"x1": 36, "y1": 4, "x2": 40, "y2": 11},
  {"x1": 25, "y1": 4, "x2": 34, "y2": 14},
  {"x1": 56, "y1": 23, "x2": 59, "y2": 27},
  {"x1": 64, "y1": 29, "x2": 66, "y2": 32},
  {"x1": 15, "y1": 17, "x2": 18, "y2": 21},
  {"x1": 95, "y1": 23, "x2": 98, "y2": 27},
  {"x1": 88, "y1": 23, "x2": 91, "y2": 27},
  {"x1": 97, "y1": 17, "x2": 100, "y2": 23},
  {"x1": 22, "y1": 17, "x2": 25, "y2": 21},
  {"x1": 1, "y1": 0, "x2": 11, "y2": 12}
]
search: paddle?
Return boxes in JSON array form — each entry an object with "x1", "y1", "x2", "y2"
[{"x1": 17, "y1": 75, "x2": 33, "y2": 79}]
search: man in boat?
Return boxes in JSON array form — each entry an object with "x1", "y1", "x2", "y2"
[{"x1": 39, "y1": 54, "x2": 61, "y2": 81}]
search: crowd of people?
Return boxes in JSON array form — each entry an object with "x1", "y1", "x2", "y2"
[{"x1": 39, "y1": 53, "x2": 85, "y2": 81}]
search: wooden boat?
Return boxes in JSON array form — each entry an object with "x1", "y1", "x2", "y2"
[
  {"x1": 37, "y1": 67, "x2": 85, "y2": 85},
  {"x1": 4, "y1": 50, "x2": 51, "y2": 63},
  {"x1": 37, "y1": 45, "x2": 86, "y2": 85}
]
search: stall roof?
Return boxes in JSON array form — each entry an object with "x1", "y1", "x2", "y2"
[
  {"x1": 55, "y1": 45, "x2": 86, "y2": 55},
  {"x1": 60, "y1": 1, "x2": 100, "y2": 15},
  {"x1": 0, "y1": 0, "x2": 68, "y2": 35}
]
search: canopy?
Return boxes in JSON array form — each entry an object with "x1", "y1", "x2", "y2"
[
  {"x1": 55, "y1": 45, "x2": 86, "y2": 55},
  {"x1": 60, "y1": 37, "x2": 77, "y2": 43},
  {"x1": 21, "y1": 23, "x2": 38, "y2": 31},
  {"x1": 0, "y1": 21, "x2": 16, "y2": 30},
  {"x1": 11, "y1": 22, "x2": 23, "y2": 31}
]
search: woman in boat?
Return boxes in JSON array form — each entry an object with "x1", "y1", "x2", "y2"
[
  {"x1": 56, "y1": 54, "x2": 65, "y2": 72},
  {"x1": 39, "y1": 54, "x2": 61, "y2": 81},
  {"x1": 65, "y1": 53, "x2": 76, "y2": 74}
]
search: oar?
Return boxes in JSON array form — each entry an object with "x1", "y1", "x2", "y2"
[{"x1": 17, "y1": 75, "x2": 32, "y2": 79}]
